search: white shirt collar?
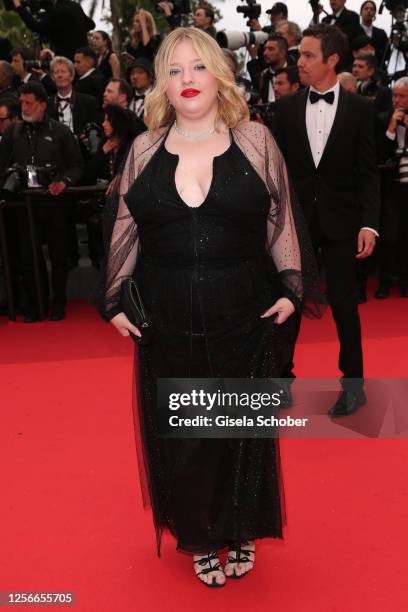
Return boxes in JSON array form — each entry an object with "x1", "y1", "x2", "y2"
[
  {"x1": 309, "y1": 81, "x2": 340, "y2": 97},
  {"x1": 79, "y1": 68, "x2": 95, "y2": 80},
  {"x1": 58, "y1": 89, "x2": 73, "y2": 98},
  {"x1": 335, "y1": 8, "x2": 344, "y2": 17}
]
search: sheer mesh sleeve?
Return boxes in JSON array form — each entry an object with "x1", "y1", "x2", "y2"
[
  {"x1": 233, "y1": 121, "x2": 325, "y2": 317},
  {"x1": 95, "y1": 129, "x2": 167, "y2": 321}
]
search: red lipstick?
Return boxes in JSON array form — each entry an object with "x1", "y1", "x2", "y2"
[{"x1": 181, "y1": 89, "x2": 200, "y2": 98}]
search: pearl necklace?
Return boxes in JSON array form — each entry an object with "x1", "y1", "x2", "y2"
[{"x1": 174, "y1": 120, "x2": 216, "y2": 141}]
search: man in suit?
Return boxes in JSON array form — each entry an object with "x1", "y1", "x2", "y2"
[
  {"x1": 248, "y1": 34, "x2": 290, "y2": 103},
  {"x1": 12, "y1": 0, "x2": 95, "y2": 61},
  {"x1": 360, "y1": 1, "x2": 389, "y2": 67},
  {"x1": 73, "y1": 47, "x2": 105, "y2": 106},
  {"x1": 275, "y1": 21, "x2": 302, "y2": 65},
  {"x1": 48, "y1": 56, "x2": 100, "y2": 135},
  {"x1": 353, "y1": 53, "x2": 392, "y2": 112},
  {"x1": 273, "y1": 24, "x2": 380, "y2": 416},
  {"x1": 375, "y1": 77, "x2": 408, "y2": 298},
  {"x1": 323, "y1": 0, "x2": 364, "y2": 65}
]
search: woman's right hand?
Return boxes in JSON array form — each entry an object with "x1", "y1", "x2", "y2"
[{"x1": 110, "y1": 312, "x2": 141, "y2": 339}]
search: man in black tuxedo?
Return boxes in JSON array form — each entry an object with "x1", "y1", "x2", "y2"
[
  {"x1": 248, "y1": 35, "x2": 290, "y2": 103},
  {"x1": 12, "y1": 0, "x2": 95, "y2": 61},
  {"x1": 375, "y1": 77, "x2": 408, "y2": 298},
  {"x1": 73, "y1": 47, "x2": 105, "y2": 106},
  {"x1": 360, "y1": 1, "x2": 389, "y2": 66},
  {"x1": 273, "y1": 24, "x2": 380, "y2": 416},
  {"x1": 323, "y1": 0, "x2": 364, "y2": 65},
  {"x1": 47, "y1": 56, "x2": 100, "y2": 135}
]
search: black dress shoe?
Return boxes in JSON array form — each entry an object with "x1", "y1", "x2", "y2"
[
  {"x1": 328, "y1": 390, "x2": 367, "y2": 417},
  {"x1": 400, "y1": 286, "x2": 408, "y2": 298},
  {"x1": 50, "y1": 305, "x2": 65, "y2": 321},
  {"x1": 374, "y1": 285, "x2": 389, "y2": 299},
  {"x1": 23, "y1": 313, "x2": 39, "y2": 323}
]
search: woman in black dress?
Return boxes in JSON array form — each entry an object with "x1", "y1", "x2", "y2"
[
  {"x1": 125, "y1": 8, "x2": 162, "y2": 63},
  {"x1": 91, "y1": 30, "x2": 121, "y2": 84},
  {"x1": 98, "y1": 28, "x2": 321, "y2": 588}
]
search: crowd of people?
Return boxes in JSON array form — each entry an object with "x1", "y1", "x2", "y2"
[{"x1": 0, "y1": 0, "x2": 407, "y2": 322}]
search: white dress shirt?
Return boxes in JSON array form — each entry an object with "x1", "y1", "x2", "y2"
[
  {"x1": 361, "y1": 22, "x2": 373, "y2": 38},
  {"x1": 306, "y1": 80, "x2": 378, "y2": 236},
  {"x1": 330, "y1": 9, "x2": 344, "y2": 25},
  {"x1": 306, "y1": 81, "x2": 340, "y2": 168},
  {"x1": 57, "y1": 89, "x2": 73, "y2": 132},
  {"x1": 79, "y1": 68, "x2": 95, "y2": 80}
]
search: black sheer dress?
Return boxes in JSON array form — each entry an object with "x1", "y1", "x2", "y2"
[{"x1": 99, "y1": 122, "x2": 322, "y2": 556}]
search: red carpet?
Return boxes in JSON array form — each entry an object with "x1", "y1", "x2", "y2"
[{"x1": 1, "y1": 288, "x2": 407, "y2": 611}]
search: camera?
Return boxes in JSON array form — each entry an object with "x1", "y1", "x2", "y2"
[
  {"x1": 83, "y1": 122, "x2": 103, "y2": 156},
  {"x1": 236, "y1": 0, "x2": 262, "y2": 20},
  {"x1": 35, "y1": 164, "x2": 57, "y2": 186},
  {"x1": 216, "y1": 29, "x2": 268, "y2": 50},
  {"x1": 25, "y1": 59, "x2": 51, "y2": 72},
  {"x1": 2, "y1": 163, "x2": 28, "y2": 194},
  {"x1": 155, "y1": 0, "x2": 190, "y2": 15}
]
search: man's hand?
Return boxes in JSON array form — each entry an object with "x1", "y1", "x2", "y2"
[
  {"x1": 248, "y1": 44, "x2": 260, "y2": 60},
  {"x1": 260, "y1": 297, "x2": 295, "y2": 324},
  {"x1": 12, "y1": 0, "x2": 22, "y2": 8},
  {"x1": 158, "y1": 1, "x2": 173, "y2": 17},
  {"x1": 249, "y1": 17, "x2": 262, "y2": 31},
  {"x1": 48, "y1": 181, "x2": 67, "y2": 196},
  {"x1": 388, "y1": 108, "x2": 406, "y2": 134},
  {"x1": 356, "y1": 229, "x2": 376, "y2": 259}
]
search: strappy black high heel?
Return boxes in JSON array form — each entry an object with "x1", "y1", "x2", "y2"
[
  {"x1": 224, "y1": 541, "x2": 255, "y2": 579},
  {"x1": 193, "y1": 551, "x2": 226, "y2": 588}
]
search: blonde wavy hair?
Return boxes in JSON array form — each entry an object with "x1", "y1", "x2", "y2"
[
  {"x1": 144, "y1": 27, "x2": 250, "y2": 131},
  {"x1": 131, "y1": 9, "x2": 158, "y2": 45}
]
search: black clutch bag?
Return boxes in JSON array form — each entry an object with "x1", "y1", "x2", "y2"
[{"x1": 120, "y1": 278, "x2": 153, "y2": 346}]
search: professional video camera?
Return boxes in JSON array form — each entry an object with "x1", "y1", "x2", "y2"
[
  {"x1": 83, "y1": 122, "x2": 103, "y2": 156},
  {"x1": 155, "y1": 0, "x2": 190, "y2": 15},
  {"x1": 2, "y1": 163, "x2": 28, "y2": 194},
  {"x1": 236, "y1": 0, "x2": 262, "y2": 21},
  {"x1": 1, "y1": 161, "x2": 57, "y2": 194},
  {"x1": 381, "y1": 0, "x2": 408, "y2": 12}
]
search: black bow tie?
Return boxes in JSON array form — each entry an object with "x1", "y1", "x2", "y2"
[
  {"x1": 57, "y1": 96, "x2": 71, "y2": 104},
  {"x1": 309, "y1": 90, "x2": 335, "y2": 105},
  {"x1": 133, "y1": 94, "x2": 145, "y2": 101}
]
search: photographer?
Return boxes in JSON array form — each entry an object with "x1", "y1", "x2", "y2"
[
  {"x1": 360, "y1": 1, "x2": 388, "y2": 65},
  {"x1": 353, "y1": 54, "x2": 392, "y2": 112},
  {"x1": 264, "y1": 2, "x2": 288, "y2": 34},
  {"x1": 10, "y1": 47, "x2": 57, "y2": 96},
  {"x1": 193, "y1": 4, "x2": 217, "y2": 38},
  {"x1": 375, "y1": 77, "x2": 408, "y2": 298},
  {"x1": 275, "y1": 21, "x2": 302, "y2": 64},
  {"x1": 11, "y1": 0, "x2": 95, "y2": 61},
  {"x1": 0, "y1": 81, "x2": 83, "y2": 322}
]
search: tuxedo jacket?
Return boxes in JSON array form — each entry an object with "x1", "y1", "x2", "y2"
[
  {"x1": 73, "y1": 71, "x2": 105, "y2": 106},
  {"x1": 272, "y1": 86, "x2": 380, "y2": 241},
  {"x1": 322, "y1": 8, "x2": 364, "y2": 44},
  {"x1": 371, "y1": 26, "x2": 389, "y2": 64},
  {"x1": 47, "y1": 91, "x2": 101, "y2": 135}
]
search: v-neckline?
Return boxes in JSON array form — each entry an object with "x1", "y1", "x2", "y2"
[{"x1": 163, "y1": 130, "x2": 233, "y2": 210}]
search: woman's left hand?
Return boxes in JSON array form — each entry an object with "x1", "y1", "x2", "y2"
[{"x1": 260, "y1": 297, "x2": 295, "y2": 324}]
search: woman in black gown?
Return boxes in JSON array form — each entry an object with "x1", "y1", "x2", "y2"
[{"x1": 98, "y1": 28, "x2": 321, "y2": 588}]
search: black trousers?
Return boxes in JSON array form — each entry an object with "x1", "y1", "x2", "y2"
[
  {"x1": 377, "y1": 182, "x2": 408, "y2": 288},
  {"x1": 18, "y1": 204, "x2": 69, "y2": 314},
  {"x1": 284, "y1": 211, "x2": 363, "y2": 384}
]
